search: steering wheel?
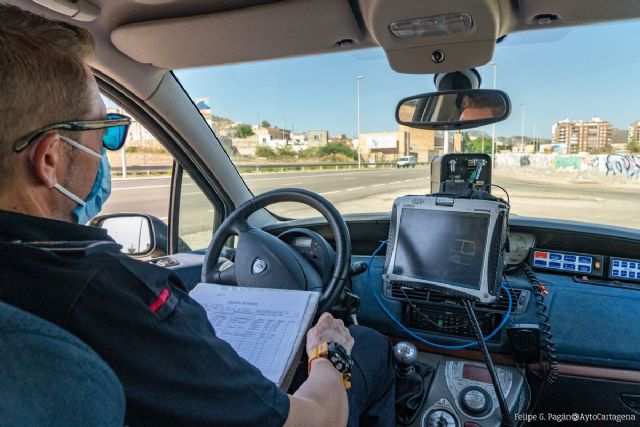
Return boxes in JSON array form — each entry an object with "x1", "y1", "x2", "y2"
[{"x1": 202, "y1": 188, "x2": 351, "y2": 313}]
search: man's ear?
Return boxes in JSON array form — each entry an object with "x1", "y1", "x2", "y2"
[{"x1": 31, "y1": 132, "x2": 63, "y2": 188}]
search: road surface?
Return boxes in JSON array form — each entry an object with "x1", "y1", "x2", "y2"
[{"x1": 102, "y1": 166, "x2": 640, "y2": 230}]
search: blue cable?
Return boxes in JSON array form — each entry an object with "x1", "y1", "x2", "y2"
[{"x1": 366, "y1": 240, "x2": 512, "y2": 350}]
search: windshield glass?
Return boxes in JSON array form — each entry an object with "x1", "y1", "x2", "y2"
[{"x1": 175, "y1": 20, "x2": 640, "y2": 228}]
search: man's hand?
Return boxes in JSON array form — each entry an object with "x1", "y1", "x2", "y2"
[{"x1": 306, "y1": 313, "x2": 354, "y2": 355}]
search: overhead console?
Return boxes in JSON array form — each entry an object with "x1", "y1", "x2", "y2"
[{"x1": 358, "y1": 0, "x2": 500, "y2": 73}]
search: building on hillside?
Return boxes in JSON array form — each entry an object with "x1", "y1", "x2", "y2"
[
  {"x1": 195, "y1": 100, "x2": 213, "y2": 128},
  {"x1": 629, "y1": 121, "x2": 640, "y2": 144},
  {"x1": 289, "y1": 133, "x2": 308, "y2": 152},
  {"x1": 358, "y1": 128, "x2": 457, "y2": 163},
  {"x1": 358, "y1": 132, "x2": 398, "y2": 162},
  {"x1": 306, "y1": 130, "x2": 329, "y2": 148},
  {"x1": 255, "y1": 127, "x2": 290, "y2": 148},
  {"x1": 552, "y1": 118, "x2": 612, "y2": 153},
  {"x1": 329, "y1": 134, "x2": 351, "y2": 145}
]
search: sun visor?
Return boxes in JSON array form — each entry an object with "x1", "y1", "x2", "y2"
[
  {"x1": 111, "y1": 0, "x2": 365, "y2": 69},
  {"x1": 359, "y1": 0, "x2": 500, "y2": 73}
]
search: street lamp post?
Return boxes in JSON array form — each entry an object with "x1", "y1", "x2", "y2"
[
  {"x1": 520, "y1": 104, "x2": 526, "y2": 152},
  {"x1": 490, "y1": 62, "x2": 497, "y2": 156},
  {"x1": 356, "y1": 75, "x2": 364, "y2": 169}
]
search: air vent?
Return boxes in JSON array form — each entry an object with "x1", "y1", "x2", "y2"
[{"x1": 390, "y1": 283, "x2": 520, "y2": 313}]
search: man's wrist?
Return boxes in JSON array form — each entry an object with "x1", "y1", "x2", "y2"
[
  {"x1": 308, "y1": 357, "x2": 334, "y2": 371},
  {"x1": 307, "y1": 342, "x2": 353, "y2": 389}
]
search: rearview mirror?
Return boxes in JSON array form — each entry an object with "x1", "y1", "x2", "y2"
[
  {"x1": 90, "y1": 213, "x2": 168, "y2": 258},
  {"x1": 396, "y1": 89, "x2": 511, "y2": 130}
]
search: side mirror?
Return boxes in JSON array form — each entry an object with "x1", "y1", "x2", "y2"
[
  {"x1": 396, "y1": 89, "x2": 511, "y2": 130},
  {"x1": 90, "y1": 214, "x2": 168, "y2": 258}
]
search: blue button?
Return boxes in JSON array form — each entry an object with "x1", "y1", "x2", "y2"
[
  {"x1": 578, "y1": 265, "x2": 591, "y2": 273},
  {"x1": 564, "y1": 255, "x2": 576, "y2": 262},
  {"x1": 563, "y1": 263, "x2": 576, "y2": 270},
  {"x1": 613, "y1": 260, "x2": 621, "y2": 267},
  {"x1": 621, "y1": 271, "x2": 628, "y2": 277},
  {"x1": 579, "y1": 257, "x2": 591, "y2": 264},
  {"x1": 630, "y1": 262, "x2": 636, "y2": 269},
  {"x1": 534, "y1": 260, "x2": 547, "y2": 267},
  {"x1": 613, "y1": 270, "x2": 620, "y2": 276},
  {"x1": 549, "y1": 262, "x2": 562, "y2": 268},
  {"x1": 631, "y1": 272, "x2": 636, "y2": 279},
  {"x1": 550, "y1": 254, "x2": 562, "y2": 261},
  {"x1": 621, "y1": 262, "x2": 628, "y2": 268}
]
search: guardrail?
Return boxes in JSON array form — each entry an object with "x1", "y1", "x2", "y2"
[
  {"x1": 112, "y1": 161, "x2": 430, "y2": 177},
  {"x1": 235, "y1": 161, "x2": 429, "y2": 172}
]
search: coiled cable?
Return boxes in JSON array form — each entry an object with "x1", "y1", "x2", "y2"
[{"x1": 522, "y1": 263, "x2": 559, "y2": 384}]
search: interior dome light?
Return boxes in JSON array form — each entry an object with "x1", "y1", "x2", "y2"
[{"x1": 389, "y1": 13, "x2": 473, "y2": 39}]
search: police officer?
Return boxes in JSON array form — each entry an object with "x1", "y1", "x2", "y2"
[{"x1": 0, "y1": 4, "x2": 395, "y2": 426}]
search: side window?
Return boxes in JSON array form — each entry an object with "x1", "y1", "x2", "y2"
[
  {"x1": 175, "y1": 167, "x2": 218, "y2": 252},
  {"x1": 101, "y1": 100, "x2": 171, "y2": 223},
  {"x1": 99, "y1": 95, "x2": 222, "y2": 256}
]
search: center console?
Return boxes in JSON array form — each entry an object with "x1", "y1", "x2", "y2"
[{"x1": 401, "y1": 350, "x2": 528, "y2": 427}]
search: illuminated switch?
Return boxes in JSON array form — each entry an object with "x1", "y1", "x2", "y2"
[{"x1": 534, "y1": 251, "x2": 548, "y2": 259}]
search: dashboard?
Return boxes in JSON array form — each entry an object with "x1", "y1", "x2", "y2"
[{"x1": 153, "y1": 213, "x2": 640, "y2": 371}]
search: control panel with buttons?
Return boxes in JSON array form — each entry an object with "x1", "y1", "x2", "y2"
[
  {"x1": 609, "y1": 257, "x2": 640, "y2": 283},
  {"x1": 529, "y1": 248, "x2": 604, "y2": 277}
]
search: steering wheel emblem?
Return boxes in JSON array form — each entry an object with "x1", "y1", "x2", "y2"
[{"x1": 252, "y1": 258, "x2": 268, "y2": 275}]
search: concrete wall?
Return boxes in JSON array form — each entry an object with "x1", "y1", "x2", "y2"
[{"x1": 495, "y1": 153, "x2": 640, "y2": 180}]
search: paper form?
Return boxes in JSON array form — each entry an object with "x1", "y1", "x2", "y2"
[{"x1": 190, "y1": 283, "x2": 319, "y2": 386}]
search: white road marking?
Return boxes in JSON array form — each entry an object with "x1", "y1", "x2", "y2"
[
  {"x1": 320, "y1": 190, "x2": 342, "y2": 195},
  {"x1": 346, "y1": 187, "x2": 365, "y2": 191},
  {"x1": 372, "y1": 183, "x2": 386, "y2": 187},
  {"x1": 390, "y1": 181, "x2": 403, "y2": 184},
  {"x1": 112, "y1": 184, "x2": 170, "y2": 191}
]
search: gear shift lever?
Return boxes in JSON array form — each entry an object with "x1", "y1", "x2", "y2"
[
  {"x1": 394, "y1": 341, "x2": 418, "y2": 378},
  {"x1": 393, "y1": 341, "x2": 432, "y2": 425}
]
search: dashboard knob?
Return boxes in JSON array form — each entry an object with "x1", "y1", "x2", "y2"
[
  {"x1": 425, "y1": 409, "x2": 457, "y2": 427},
  {"x1": 459, "y1": 386, "x2": 492, "y2": 416}
]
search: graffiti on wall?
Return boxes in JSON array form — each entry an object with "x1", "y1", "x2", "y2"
[
  {"x1": 605, "y1": 155, "x2": 640, "y2": 179},
  {"x1": 553, "y1": 156, "x2": 581, "y2": 170},
  {"x1": 494, "y1": 153, "x2": 640, "y2": 180}
]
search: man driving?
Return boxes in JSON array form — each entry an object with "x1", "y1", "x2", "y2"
[
  {"x1": 0, "y1": 5, "x2": 395, "y2": 426},
  {"x1": 459, "y1": 93, "x2": 504, "y2": 122}
]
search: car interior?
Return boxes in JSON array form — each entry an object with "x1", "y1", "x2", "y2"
[{"x1": 5, "y1": 1, "x2": 640, "y2": 426}]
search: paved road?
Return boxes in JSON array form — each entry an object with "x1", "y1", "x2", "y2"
[{"x1": 102, "y1": 166, "x2": 640, "y2": 229}]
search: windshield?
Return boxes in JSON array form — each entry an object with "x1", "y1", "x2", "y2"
[{"x1": 175, "y1": 19, "x2": 640, "y2": 229}]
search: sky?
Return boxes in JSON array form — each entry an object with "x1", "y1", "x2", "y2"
[{"x1": 174, "y1": 19, "x2": 640, "y2": 139}]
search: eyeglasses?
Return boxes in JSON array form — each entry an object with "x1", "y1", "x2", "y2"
[{"x1": 13, "y1": 113, "x2": 132, "y2": 152}]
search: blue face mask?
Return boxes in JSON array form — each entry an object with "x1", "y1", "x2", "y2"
[{"x1": 53, "y1": 136, "x2": 112, "y2": 224}]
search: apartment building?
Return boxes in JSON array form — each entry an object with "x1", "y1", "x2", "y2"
[
  {"x1": 629, "y1": 121, "x2": 640, "y2": 143},
  {"x1": 552, "y1": 118, "x2": 612, "y2": 153}
]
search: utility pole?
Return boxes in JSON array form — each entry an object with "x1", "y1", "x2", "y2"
[
  {"x1": 490, "y1": 62, "x2": 497, "y2": 156},
  {"x1": 520, "y1": 104, "x2": 526, "y2": 152},
  {"x1": 356, "y1": 75, "x2": 364, "y2": 169}
]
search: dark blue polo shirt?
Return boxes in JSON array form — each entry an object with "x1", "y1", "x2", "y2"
[{"x1": 0, "y1": 210, "x2": 290, "y2": 426}]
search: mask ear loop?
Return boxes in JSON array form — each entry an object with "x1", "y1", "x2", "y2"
[
  {"x1": 53, "y1": 183, "x2": 87, "y2": 206},
  {"x1": 59, "y1": 135, "x2": 102, "y2": 159}
]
